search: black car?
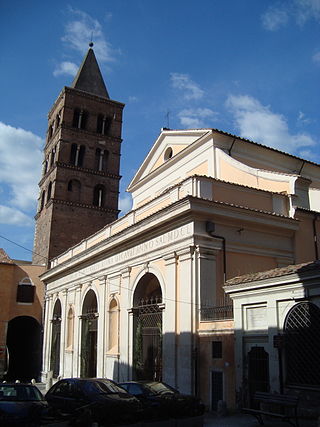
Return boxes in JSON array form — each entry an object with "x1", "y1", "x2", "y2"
[
  {"x1": 0, "y1": 382, "x2": 48, "y2": 426},
  {"x1": 45, "y1": 378, "x2": 143, "y2": 426},
  {"x1": 118, "y1": 381, "x2": 205, "y2": 419}
]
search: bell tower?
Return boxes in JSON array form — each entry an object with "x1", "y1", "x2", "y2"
[{"x1": 33, "y1": 45, "x2": 124, "y2": 266}]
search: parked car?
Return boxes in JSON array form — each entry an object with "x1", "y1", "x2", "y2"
[
  {"x1": 45, "y1": 378, "x2": 143, "y2": 425},
  {"x1": 118, "y1": 381, "x2": 205, "y2": 419},
  {"x1": 0, "y1": 382, "x2": 48, "y2": 426}
]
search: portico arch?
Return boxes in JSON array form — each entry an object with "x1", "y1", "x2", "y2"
[
  {"x1": 50, "y1": 299, "x2": 62, "y2": 378},
  {"x1": 80, "y1": 289, "x2": 98, "y2": 378},
  {"x1": 132, "y1": 272, "x2": 163, "y2": 381},
  {"x1": 6, "y1": 316, "x2": 41, "y2": 382}
]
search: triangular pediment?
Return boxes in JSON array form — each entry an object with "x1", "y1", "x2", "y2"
[{"x1": 127, "y1": 129, "x2": 210, "y2": 192}]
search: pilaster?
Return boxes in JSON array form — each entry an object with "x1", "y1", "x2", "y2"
[
  {"x1": 97, "y1": 276, "x2": 107, "y2": 376},
  {"x1": 162, "y1": 253, "x2": 178, "y2": 387},
  {"x1": 175, "y1": 246, "x2": 196, "y2": 394}
]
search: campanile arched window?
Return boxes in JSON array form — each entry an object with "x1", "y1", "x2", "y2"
[
  {"x1": 47, "y1": 182, "x2": 52, "y2": 202},
  {"x1": 70, "y1": 144, "x2": 85, "y2": 167},
  {"x1": 93, "y1": 185, "x2": 105, "y2": 207},
  {"x1": 73, "y1": 109, "x2": 87, "y2": 130}
]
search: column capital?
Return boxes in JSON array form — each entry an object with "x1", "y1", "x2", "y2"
[
  {"x1": 121, "y1": 267, "x2": 132, "y2": 279},
  {"x1": 176, "y1": 246, "x2": 196, "y2": 261},
  {"x1": 196, "y1": 245, "x2": 217, "y2": 259},
  {"x1": 164, "y1": 252, "x2": 178, "y2": 266}
]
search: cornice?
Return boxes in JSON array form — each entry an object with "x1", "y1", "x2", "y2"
[
  {"x1": 42, "y1": 195, "x2": 298, "y2": 281},
  {"x1": 55, "y1": 162, "x2": 121, "y2": 180},
  {"x1": 64, "y1": 86, "x2": 125, "y2": 108}
]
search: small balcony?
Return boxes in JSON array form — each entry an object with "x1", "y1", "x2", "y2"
[{"x1": 200, "y1": 304, "x2": 233, "y2": 321}]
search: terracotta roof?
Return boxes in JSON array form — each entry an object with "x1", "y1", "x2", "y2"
[
  {"x1": 225, "y1": 260, "x2": 320, "y2": 286},
  {"x1": 0, "y1": 248, "x2": 15, "y2": 264}
]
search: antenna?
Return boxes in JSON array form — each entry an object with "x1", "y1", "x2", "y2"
[{"x1": 165, "y1": 110, "x2": 170, "y2": 129}]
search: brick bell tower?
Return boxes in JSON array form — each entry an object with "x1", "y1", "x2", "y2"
[{"x1": 33, "y1": 44, "x2": 124, "y2": 266}]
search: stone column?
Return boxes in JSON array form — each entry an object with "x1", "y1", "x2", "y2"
[
  {"x1": 96, "y1": 276, "x2": 107, "y2": 377},
  {"x1": 42, "y1": 294, "x2": 53, "y2": 383},
  {"x1": 60, "y1": 289, "x2": 68, "y2": 377},
  {"x1": 74, "y1": 284, "x2": 82, "y2": 377},
  {"x1": 176, "y1": 246, "x2": 196, "y2": 394},
  {"x1": 162, "y1": 253, "x2": 178, "y2": 387}
]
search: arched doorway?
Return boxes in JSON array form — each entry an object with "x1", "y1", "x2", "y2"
[
  {"x1": 80, "y1": 290, "x2": 98, "y2": 378},
  {"x1": 284, "y1": 302, "x2": 320, "y2": 386},
  {"x1": 132, "y1": 273, "x2": 163, "y2": 381},
  {"x1": 6, "y1": 316, "x2": 41, "y2": 382},
  {"x1": 50, "y1": 299, "x2": 62, "y2": 379}
]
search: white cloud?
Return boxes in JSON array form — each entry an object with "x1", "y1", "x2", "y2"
[
  {"x1": 170, "y1": 73, "x2": 204, "y2": 100},
  {"x1": 0, "y1": 205, "x2": 33, "y2": 226},
  {"x1": 312, "y1": 51, "x2": 320, "y2": 64},
  {"x1": 294, "y1": 0, "x2": 320, "y2": 25},
  {"x1": 178, "y1": 108, "x2": 218, "y2": 128},
  {"x1": 128, "y1": 96, "x2": 139, "y2": 103},
  {"x1": 298, "y1": 149, "x2": 315, "y2": 161},
  {"x1": 62, "y1": 7, "x2": 117, "y2": 63},
  {"x1": 297, "y1": 111, "x2": 311, "y2": 125},
  {"x1": 261, "y1": 6, "x2": 288, "y2": 31},
  {"x1": 226, "y1": 95, "x2": 316, "y2": 155},
  {"x1": 53, "y1": 61, "x2": 78, "y2": 77},
  {"x1": 0, "y1": 122, "x2": 43, "y2": 210},
  {"x1": 119, "y1": 193, "x2": 132, "y2": 215},
  {"x1": 262, "y1": 0, "x2": 320, "y2": 30}
]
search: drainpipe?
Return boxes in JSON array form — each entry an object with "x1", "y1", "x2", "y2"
[
  {"x1": 228, "y1": 139, "x2": 236, "y2": 158},
  {"x1": 206, "y1": 221, "x2": 226, "y2": 284},
  {"x1": 313, "y1": 214, "x2": 319, "y2": 260}
]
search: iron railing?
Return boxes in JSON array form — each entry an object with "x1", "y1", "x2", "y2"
[{"x1": 200, "y1": 305, "x2": 233, "y2": 321}]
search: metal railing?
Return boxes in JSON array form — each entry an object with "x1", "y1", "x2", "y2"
[{"x1": 200, "y1": 305, "x2": 233, "y2": 321}]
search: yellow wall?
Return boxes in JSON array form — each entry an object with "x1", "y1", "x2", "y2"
[
  {"x1": 227, "y1": 252, "x2": 277, "y2": 280},
  {"x1": 219, "y1": 158, "x2": 290, "y2": 194},
  {"x1": 294, "y1": 210, "x2": 319, "y2": 263},
  {"x1": 213, "y1": 183, "x2": 273, "y2": 212}
]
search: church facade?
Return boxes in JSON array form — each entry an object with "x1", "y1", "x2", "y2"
[{"x1": 39, "y1": 72, "x2": 320, "y2": 409}]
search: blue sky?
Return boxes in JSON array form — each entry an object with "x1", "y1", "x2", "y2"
[{"x1": 1, "y1": 0, "x2": 320, "y2": 261}]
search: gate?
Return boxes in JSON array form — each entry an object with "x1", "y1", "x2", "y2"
[
  {"x1": 284, "y1": 302, "x2": 320, "y2": 386},
  {"x1": 133, "y1": 298, "x2": 162, "y2": 381},
  {"x1": 80, "y1": 311, "x2": 98, "y2": 378}
]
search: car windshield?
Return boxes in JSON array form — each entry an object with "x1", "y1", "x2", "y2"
[
  {"x1": 0, "y1": 385, "x2": 43, "y2": 401},
  {"x1": 91, "y1": 380, "x2": 126, "y2": 394},
  {"x1": 145, "y1": 382, "x2": 177, "y2": 395}
]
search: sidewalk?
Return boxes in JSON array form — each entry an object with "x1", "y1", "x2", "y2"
[{"x1": 204, "y1": 412, "x2": 318, "y2": 427}]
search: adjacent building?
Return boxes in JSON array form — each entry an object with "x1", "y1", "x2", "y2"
[
  {"x1": 225, "y1": 260, "x2": 320, "y2": 416},
  {"x1": 0, "y1": 249, "x2": 45, "y2": 381}
]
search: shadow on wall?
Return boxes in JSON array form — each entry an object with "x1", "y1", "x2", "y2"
[
  {"x1": 232, "y1": 262, "x2": 320, "y2": 419},
  {"x1": 110, "y1": 331, "x2": 199, "y2": 395}
]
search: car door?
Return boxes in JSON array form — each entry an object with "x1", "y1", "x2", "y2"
[{"x1": 46, "y1": 380, "x2": 71, "y2": 412}]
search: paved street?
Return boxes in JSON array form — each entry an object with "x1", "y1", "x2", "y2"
[{"x1": 204, "y1": 412, "x2": 318, "y2": 427}]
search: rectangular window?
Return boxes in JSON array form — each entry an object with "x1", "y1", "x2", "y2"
[
  {"x1": 212, "y1": 341, "x2": 222, "y2": 358},
  {"x1": 16, "y1": 285, "x2": 35, "y2": 303}
]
